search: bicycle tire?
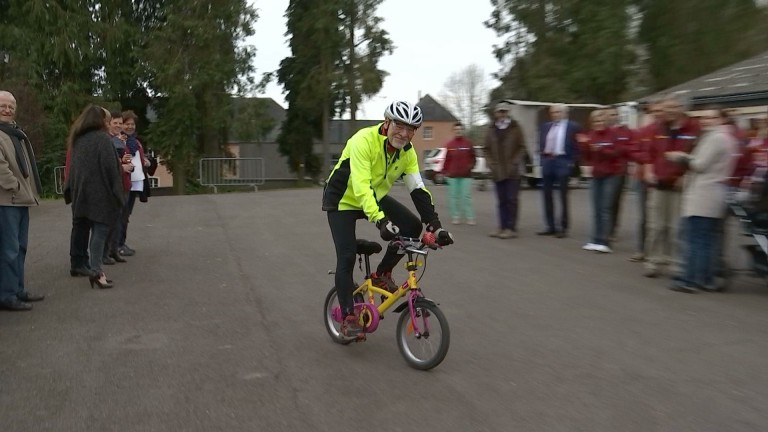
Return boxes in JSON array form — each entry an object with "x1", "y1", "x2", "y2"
[
  {"x1": 395, "y1": 301, "x2": 450, "y2": 370},
  {"x1": 323, "y1": 287, "x2": 354, "y2": 345}
]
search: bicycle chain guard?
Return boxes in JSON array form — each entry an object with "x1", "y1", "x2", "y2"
[{"x1": 331, "y1": 302, "x2": 381, "y2": 333}]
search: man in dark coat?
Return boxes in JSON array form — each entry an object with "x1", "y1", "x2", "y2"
[{"x1": 484, "y1": 101, "x2": 526, "y2": 238}]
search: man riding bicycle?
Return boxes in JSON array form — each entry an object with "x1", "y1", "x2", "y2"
[{"x1": 322, "y1": 101, "x2": 454, "y2": 337}]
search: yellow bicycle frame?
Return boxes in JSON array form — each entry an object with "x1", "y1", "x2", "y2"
[{"x1": 352, "y1": 258, "x2": 420, "y2": 317}]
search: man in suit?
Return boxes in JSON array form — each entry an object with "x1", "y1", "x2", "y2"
[{"x1": 538, "y1": 104, "x2": 581, "y2": 238}]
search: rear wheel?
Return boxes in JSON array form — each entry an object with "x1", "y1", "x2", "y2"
[
  {"x1": 396, "y1": 301, "x2": 450, "y2": 370},
  {"x1": 324, "y1": 287, "x2": 353, "y2": 345}
]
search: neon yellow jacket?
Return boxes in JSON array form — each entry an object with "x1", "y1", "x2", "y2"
[{"x1": 322, "y1": 123, "x2": 436, "y2": 224}]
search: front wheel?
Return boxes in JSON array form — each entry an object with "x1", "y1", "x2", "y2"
[
  {"x1": 324, "y1": 287, "x2": 353, "y2": 345},
  {"x1": 396, "y1": 301, "x2": 450, "y2": 370}
]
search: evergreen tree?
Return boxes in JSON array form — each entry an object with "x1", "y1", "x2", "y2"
[
  {"x1": 639, "y1": 0, "x2": 768, "y2": 91},
  {"x1": 335, "y1": 0, "x2": 393, "y2": 122},
  {"x1": 486, "y1": 0, "x2": 633, "y2": 104},
  {"x1": 277, "y1": 0, "x2": 343, "y2": 182},
  {"x1": 3, "y1": 0, "x2": 100, "y2": 194},
  {"x1": 144, "y1": 0, "x2": 257, "y2": 193}
]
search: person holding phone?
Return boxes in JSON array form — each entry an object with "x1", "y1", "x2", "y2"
[
  {"x1": 117, "y1": 110, "x2": 151, "y2": 257},
  {"x1": 103, "y1": 112, "x2": 132, "y2": 264}
]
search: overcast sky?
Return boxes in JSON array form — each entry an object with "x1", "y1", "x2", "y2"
[{"x1": 246, "y1": 0, "x2": 502, "y2": 119}]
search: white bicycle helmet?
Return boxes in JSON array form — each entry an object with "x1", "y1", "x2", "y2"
[{"x1": 384, "y1": 101, "x2": 423, "y2": 127}]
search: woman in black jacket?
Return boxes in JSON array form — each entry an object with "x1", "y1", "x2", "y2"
[{"x1": 64, "y1": 105, "x2": 124, "y2": 289}]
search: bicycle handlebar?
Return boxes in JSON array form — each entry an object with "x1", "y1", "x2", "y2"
[{"x1": 390, "y1": 233, "x2": 440, "y2": 253}]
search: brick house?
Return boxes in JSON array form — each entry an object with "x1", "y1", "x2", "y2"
[{"x1": 411, "y1": 94, "x2": 460, "y2": 158}]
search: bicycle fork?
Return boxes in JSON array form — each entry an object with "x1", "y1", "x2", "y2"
[{"x1": 404, "y1": 260, "x2": 430, "y2": 339}]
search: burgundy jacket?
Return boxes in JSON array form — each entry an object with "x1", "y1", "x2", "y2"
[
  {"x1": 646, "y1": 117, "x2": 701, "y2": 188},
  {"x1": 581, "y1": 128, "x2": 624, "y2": 178},
  {"x1": 441, "y1": 137, "x2": 476, "y2": 178}
]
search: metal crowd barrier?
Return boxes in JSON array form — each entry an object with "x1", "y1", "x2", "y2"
[
  {"x1": 54, "y1": 166, "x2": 66, "y2": 195},
  {"x1": 198, "y1": 157, "x2": 265, "y2": 193},
  {"x1": 52, "y1": 165, "x2": 159, "y2": 195}
]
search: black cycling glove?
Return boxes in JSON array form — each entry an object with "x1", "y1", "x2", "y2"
[
  {"x1": 376, "y1": 218, "x2": 400, "y2": 241},
  {"x1": 427, "y1": 220, "x2": 454, "y2": 246}
]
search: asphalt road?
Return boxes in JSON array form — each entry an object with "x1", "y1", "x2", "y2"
[{"x1": 2, "y1": 184, "x2": 768, "y2": 432}]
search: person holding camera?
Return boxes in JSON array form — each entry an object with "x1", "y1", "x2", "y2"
[
  {"x1": 117, "y1": 110, "x2": 152, "y2": 257},
  {"x1": 102, "y1": 111, "x2": 133, "y2": 265}
]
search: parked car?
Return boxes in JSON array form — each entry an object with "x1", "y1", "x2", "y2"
[{"x1": 422, "y1": 146, "x2": 490, "y2": 185}]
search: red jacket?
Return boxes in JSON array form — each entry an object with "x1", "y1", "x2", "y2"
[
  {"x1": 611, "y1": 125, "x2": 633, "y2": 173},
  {"x1": 581, "y1": 128, "x2": 623, "y2": 177},
  {"x1": 628, "y1": 122, "x2": 656, "y2": 181},
  {"x1": 646, "y1": 117, "x2": 700, "y2": 188},
  {"x1": 732, "y1": 137, "x2": 768, "y2": 186},
  {"x1": 441, "y1": 137, "x2": 476, "y2": 178}
]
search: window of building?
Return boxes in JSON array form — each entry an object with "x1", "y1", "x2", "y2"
[{"x1": 423, "y1": 126, "x2": 433, "y2": 140}]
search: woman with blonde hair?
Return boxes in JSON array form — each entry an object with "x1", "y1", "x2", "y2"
[{"x1": 64, "y1": 105, "x2": 124, "y2": 289}]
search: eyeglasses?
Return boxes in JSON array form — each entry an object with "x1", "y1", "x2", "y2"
[
  {"x1": 392, "y1": 120, "x2": 417, "y2": 134},
  {"x1": 0, "y1": 104, "x2": 16, "y2": 112}
]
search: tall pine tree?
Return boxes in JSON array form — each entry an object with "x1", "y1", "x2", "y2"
[
  {"x1": 277, "y1": 0, "x2": 343, "y2": 182},
  {"x1": 486, "y1": 0, "x2": 633, "y2": 103},
  {"x1": 144, "y1": 0, "x2": 257, "y2": 193},
  {"x1": 639, "y1": 0, "x2": 768, "y2": 91}
]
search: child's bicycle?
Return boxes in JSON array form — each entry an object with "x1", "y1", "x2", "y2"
[{"x1": 323, "y1": 233, "x2": 450, "y2": 370}]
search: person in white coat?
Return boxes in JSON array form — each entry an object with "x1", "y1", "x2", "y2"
[{"x1": 665, "y1": 107, "x2": 738, "y2": 293}]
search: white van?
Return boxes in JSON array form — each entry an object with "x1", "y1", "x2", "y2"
[{"x1": 496, "y1": 99, "x2": 609, "y2": 188}]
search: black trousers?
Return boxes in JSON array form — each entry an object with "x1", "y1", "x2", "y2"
[
  {"x1": 70, "y1": 218, "x2": 91, "y2": 269},
  {"x1": 542, "y1": 157, "x2": 571, "y2": 232},
  {"x1": 327, "y1": 195, "x2": 422, "y2": 315}
]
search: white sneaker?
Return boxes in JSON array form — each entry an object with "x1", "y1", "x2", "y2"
[
  {"x1": 593, "y1": 244, "x2": 613, "y2": 253},
  {"x1": 451, "y1": 218, "x2": 461, "y2": 225},
  {"x1": 582, "y1": 243, "x2": 598, "y2": 251}
]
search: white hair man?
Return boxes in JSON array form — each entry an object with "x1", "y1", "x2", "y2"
[{"x1": 0, "y1": 90, "x2": 44, "y2": 311}]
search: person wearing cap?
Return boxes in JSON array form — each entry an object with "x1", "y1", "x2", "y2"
[
  {"x1": 484, "y1": 101, "x2": 526, "y2": 238},
  {"x1": 322, "y1": 101, "x2": 454, "y2": 338},
  {"x1": 538, "y1": 104, "x2": 582, "y2": 237}
]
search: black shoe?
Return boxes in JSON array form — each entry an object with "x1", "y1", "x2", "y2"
[
  {"x1": 0, "y1": 298, "x2": 33, "y2": 311},
  {"x1": 17, "y1": 292, "x2": 45, "y2": 302},
  {"x1": 89, "y1": 273, "x2": 114, "y2": 289},
  {"x1": 103, "y1": 256, "x2": 116, "y2": 265},
  {"x1": 555, "y1": 231, "x2": 567, "y2": 238},
  {"x1": 537, "y1": 230, "x2": 556, "y2": 236},
  {"x1": 669, "y1": 283, "x2": 699, "y2": 294},
  {"x1": 70, "y1": 267, "x2": 95, "y2": 277},
  {"x1": 110, "y1": 253, "x2": 127, "y2": 263},
  {"x1": 118, "y1": 246, "x2": 135, "y2": 256}
]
